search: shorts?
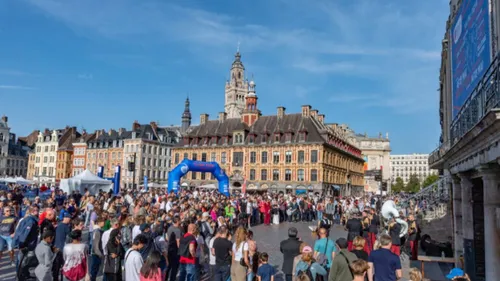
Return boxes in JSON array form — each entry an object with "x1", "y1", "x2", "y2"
[{"x1": 0, "y1": 234, "x2": 13, "y2": 251}]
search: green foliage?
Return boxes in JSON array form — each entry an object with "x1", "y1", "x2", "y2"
[
  {"x1": 391, "y1": 177, "x2": 405, "y2": 193},
  {"x1": 405, "y1": 174, "x2": 421, "y2": 193},
  {"x1": 421, "y1": 174, "x2": 439, "y2": 188}
]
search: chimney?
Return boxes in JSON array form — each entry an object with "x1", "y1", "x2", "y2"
[
  {"x1": 277, "y1": 106, "x2": 286, "y2": 118},
  {"x1": 200, "y1": 113, "x2": 209, "y2": 125},
  {"x1": 331, "y1": 123, "x2": 338, "y2": 130},
  {"x1": 219, "y1": 112, "x2": 227, "y2": 122},
  {"x1": 301, "y1": 105, "x2": 311, "y2": 117},
  {"x1": 82, "y1": 129, "x2": 87, "y2": 135},
  {"x1": 317, "y1": 114, "x2": 325, "y2": 124},
  {"x1": 118, "y1": 128, "x2": 125, "y2": 135},
  {"x1": 311, "y1": 109, "x2": 318, "y2": 118},
  {"x1": 1, "y1": 115, "x2": 7, "y2": 123},
  {"x1": 150, "y1": 121, "x2": 158, "y2": 131},
  {"x1": 132, "y1": 120, "x2": 140, "y2": 131},
  {"x1": 95, "y1": 129, "x2": 101, "y2": 138}
]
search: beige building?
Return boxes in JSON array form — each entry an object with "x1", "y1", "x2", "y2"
[
  {"x1": 122, "y1": 121, "x2": 179, "y2": 189},
  {"x1": 29, "y1": 128, "x2": 69, "y2": 184},
  {"x1": 349, "y1": 132, "x2": 391, "y2": 193},
  {"x1": 391, "y1": 153, "x2": 437, "y2": 184}
]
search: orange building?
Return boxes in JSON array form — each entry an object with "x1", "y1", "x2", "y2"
[
  {"x1": 55, "y1": 127, "x2": 81, "y2": 182},
  {"x1": 71, "y1": 133, "x2": 96, "y2": 176}
]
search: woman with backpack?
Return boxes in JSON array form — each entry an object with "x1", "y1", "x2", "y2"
[
  {"x1": 294, "y1": 246, "x2": 328, "y2": 281},
  {"x1": 103, "y1": 229, "x2": 125, "y2": 281}
]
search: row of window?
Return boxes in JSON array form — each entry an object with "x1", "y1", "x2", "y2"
[
  {"x1": 36, "y1": 145, "x2": 56, "y2": 153},
  {"x1": 391, "y1": 160, "x2": 428, "y2": 165},
  {"x1": 36, "y1": 156, "x2": 55, "y2": 163},
  {"x1": 74, "y1": 148, "x2": 86, "y2": 156},
  {"x1": 141, "y1": 157, "x2": 170, "y2": 168},
  {"x1": 88, "y1": 140, "x2": 124, "y2": 149},
  {"x1": 6, "y1": 159, "x2": 26, "y2": 167},
  {"x1": 73, "y1": 158, "x2": 85, "y2": 166},
  {"x1": 392, "y1": 166, "x2": 430, "y2": 171},
  {"x1": 248, "y1": 168, "x2": 318, "y2": 182},
  {"x1": 174, "y1": 150, "x2": 319, "y2": 165},
  {"x1": 86, "y1": 152, "x2": 123, "y2": 160},
  {"x1": 124, "y1": 169, "x2": 167, "y2": 180},
  {"x1": 187, "y1": 132, "x2": 308, "y2": 146},
  {"x1": 3, "y1": 168, "x2": 27, "y2": 176},
  {"x1": 35, "y1": 167, "x2": 54, "y2": 177},
  {"x1": 125, "y1": 144, "x2": 170, "y2": 156}
]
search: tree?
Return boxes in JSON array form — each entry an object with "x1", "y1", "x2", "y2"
[
  {"x1": 405, "y1": 174, "x2": 421, "y2": 193},
  {"x1": 421, "y1": 174, "x2": 439, "y2": 188},
  {"x1": 391, "y1": 177, "x2": 405, "y2": 193}
]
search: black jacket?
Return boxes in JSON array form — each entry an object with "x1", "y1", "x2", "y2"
[{"x1": 280, "y1": 237, "x2": 302, "y2": 275}]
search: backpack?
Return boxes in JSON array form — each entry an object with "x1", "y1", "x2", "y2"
[
  {"x1": 178, "y1": 234, "x2": 196, "y2": 258},
  {"x1": 297, "y1": 266, "x2": 316, "y2": 281},
  {"x1": 13, "y1": 216, "x2": 39, "y2": 249}
]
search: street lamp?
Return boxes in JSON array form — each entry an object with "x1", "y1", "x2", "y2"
[{"x1": 128, "y1": 152, "x2": 137, "y2": 190}]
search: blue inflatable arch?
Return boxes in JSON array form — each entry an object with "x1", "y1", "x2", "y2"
[{"x1": 167, "y1": 159, "x2": 230, "y2": 196}]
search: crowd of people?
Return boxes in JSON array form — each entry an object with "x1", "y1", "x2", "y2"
[{"x1": 0, "y1": 184, "x2": 471, "y2": 281}]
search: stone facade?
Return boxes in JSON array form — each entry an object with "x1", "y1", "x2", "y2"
[
  {"x1": 0, "y1": 116, "x2": 9, "y2": 176},
  {"x1": 428, "y1": 0, "x2": 500, "y2": 279},
  {"x1": 55, "y1": 127, "x2": 81, "y2": 182},
  {"x1": 349, "y1": 132, "x2": 391, "y2": 193},
  {"x1": 71, "y1": 133, "x2": 96, "y2": 176},
  {"x1": 29, "y1": 128, "x2": 70, "y2": 184},
  {"x1": 224, "y1": 52, "x2": 249, "y2": 119},
  {"x1": 122, "y1": 121, "x2": 179, "y2": 189},
  {"x1": 173, "y1": 61, "x2": 364, "y2": 195},
  {"x1": 390, "y1": 153, "x2": 438, "y2": 184}
]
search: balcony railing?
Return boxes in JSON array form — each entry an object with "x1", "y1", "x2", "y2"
[{"x1": 430, "y1": 55, "x2": 500, "y2": 165}]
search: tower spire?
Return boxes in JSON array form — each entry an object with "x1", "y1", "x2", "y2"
[
  {"x1": 181, "y1": 96, "x2": 192, "y2": 133},
  {"x1": 237, "y1": 40, "x2": 240, "y2": 53}
]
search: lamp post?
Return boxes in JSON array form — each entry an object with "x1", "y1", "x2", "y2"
[{"x1": 128, "y1": 152, "x2": 137, "y2": 190}]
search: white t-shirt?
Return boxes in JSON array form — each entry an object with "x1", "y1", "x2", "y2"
[
  {"x1": 101, "y1": 229, "x2": 112, "y2": 255},
  {"x1": 232, "y1": 242, "x2": 248, "y2": 262},
  {"x1": 209, "y1": 237, "x2": 217, "y2": 265},
  {"x1": 124, "y1": 249, "x2": 143, "y2": 281},
  {"x1": 132, "y1": 225, "x2": 141, "y2": 241}
]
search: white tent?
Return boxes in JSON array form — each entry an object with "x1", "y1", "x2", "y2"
[
  {"x1": 0, "y1": 177, "x2": 17, "y2": 183},
  {"x1": 15, "y1": 176, "x2": 32, "y2": 185},
  {"x1": 60, "y1": 170, "x2": 113, "y2": 195},
  {"x1": 198, "y1": 183, "x2": 217, "y2": 189}
]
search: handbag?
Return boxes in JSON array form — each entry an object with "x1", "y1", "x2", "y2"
[
  {"x1": 316, "y1": 239, "x2": 329, "y2": 267},
  {"x1": 239, "y1": 242, "x2": 248, "y2": 267}
]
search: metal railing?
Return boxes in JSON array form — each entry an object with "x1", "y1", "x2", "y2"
[{"x1": 430, "y1": 55, "x2": 500, "y2": 165}]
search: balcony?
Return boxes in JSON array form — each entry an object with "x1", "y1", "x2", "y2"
[{"x1": 429, "y1": 56, "x2": 500, "y2": 167}]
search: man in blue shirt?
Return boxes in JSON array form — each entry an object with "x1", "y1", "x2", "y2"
[
  {"x1": 367, "y1": 234, "x2": 402, "y2": 281},
  {"x1": 313, "y1": 227, "x2": 336, "y2": 270}
]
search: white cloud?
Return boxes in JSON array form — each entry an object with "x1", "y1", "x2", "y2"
[{"x1": 0, "y1": 85, "x2": 36, "y2": 90}]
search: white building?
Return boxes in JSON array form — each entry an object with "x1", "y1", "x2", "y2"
[
  {"x1": 390, "y1": 153, "x2": 437, "y2": 184},
  {"x1": 32, "y1": 129, "x2": 66, "y2": 184}
]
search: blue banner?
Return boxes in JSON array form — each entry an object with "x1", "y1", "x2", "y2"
[
  {"x1": 168, "y1": 159, "x2": 230, "y2": 196},
  {"x1": 113, "y1": 165, "x2": 121, "y2": 195},
  {"x1": 451, "y1": 0, "x2": 492, "y2": 119},
  {"x1": 144, "y1": 176, "x2": 148, "y2": 191}
]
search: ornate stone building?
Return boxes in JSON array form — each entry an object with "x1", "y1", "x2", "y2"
[
  {"x1": 122, "y1": 121, "x2": 179, "y2": 189},
  {"x1": 86, "y1": 128, "x2": 129, "y2": 179},
  {"x1": 172, "y1": 56, "x2": 364, "y2": 195},
  {"x1": 224, "y1": 52, "x2": 249, "y2": 119},
  {"x1": 71, "y1": 132, "x2": 96, "y2": 176},
  {"x1": 0, "y1": 115, "x2": 30, "y2": 177},
  {"x1": 0, "y1": 116, "x2": 11, "y2": 176}
]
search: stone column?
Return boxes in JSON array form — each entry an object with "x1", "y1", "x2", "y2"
[
  {"x1": 458, "y1": 173, "x2": 474, "y2": 240},
  {"x1": 451, "y1": 175, "x2": 463, "y2": 266},
  {"x1": 477, "y1": 164, "x2": 500, "y2": 281}
]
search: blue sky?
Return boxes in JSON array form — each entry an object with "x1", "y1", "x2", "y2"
[{"x1": 0, "y1": 0, "x2": 448, "y2": 154}]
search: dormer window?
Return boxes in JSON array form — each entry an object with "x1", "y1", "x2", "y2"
[
  {"x1": 249, "y1": 135, "x2": 254, "y2": 144},
  {"x1": 204, "y1": 137, "x2": 209, "y2": 146},
  {"x1": 274, "y1": 133, "x2": 280, "y2": 143},
  {"x1": 224, "y1": 136, "x2": 228, "y2": 145},
  {"x1": 285, "y1": 133, "x2": 292, "y2": 143},
  {"x1": 299, "y1": 132, "x2": 306, "y2": 142}
]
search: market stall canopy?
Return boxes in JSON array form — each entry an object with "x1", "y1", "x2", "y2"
[
  {"x1": 60, "y1": 169, "x2": 113, "y2": 195},
  {"x1": 14, "y1": 176, "x2": 32, "y2": 185}
]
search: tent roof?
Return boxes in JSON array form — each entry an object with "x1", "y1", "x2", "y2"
[{"x1": 72, "y1": 170, "x2": 112, "y2": 184}]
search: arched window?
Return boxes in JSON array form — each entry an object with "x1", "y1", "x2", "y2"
[{"x1": 238, "y1": 72, "x2": 241, "y2": 79}]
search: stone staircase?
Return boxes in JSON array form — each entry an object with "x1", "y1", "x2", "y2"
[{"x1": 404, "y1": 177, "x2": 453, "y2": 242}]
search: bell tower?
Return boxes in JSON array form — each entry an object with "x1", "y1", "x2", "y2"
[
  {"x1": 241, "y1": 79, "x2": 260, "y2": 126},
  {"x1": 224, "y1": 50, "x2": 249, "y2": 118}
]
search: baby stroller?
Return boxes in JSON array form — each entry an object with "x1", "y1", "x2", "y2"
[{"x1": 18, "y1": 249, "x2": 38, "y2": 281}]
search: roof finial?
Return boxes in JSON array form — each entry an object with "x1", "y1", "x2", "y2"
[{"x1": 237, "y1": 40, "x2": 240, "y2": 53}]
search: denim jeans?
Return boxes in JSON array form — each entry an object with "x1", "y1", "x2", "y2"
[
  {"x1": 317, "y1": 211, "x2": 323, "y2": 221},
  {"x1": 178, "y1": 263, "x2": 197, "y2": 281},
  {"x1": 213, "y1": 264, "x2": 230, "y2": 281},
  {"x1": 89, "y1": 254, "x2": 101, "y2": 281}
]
